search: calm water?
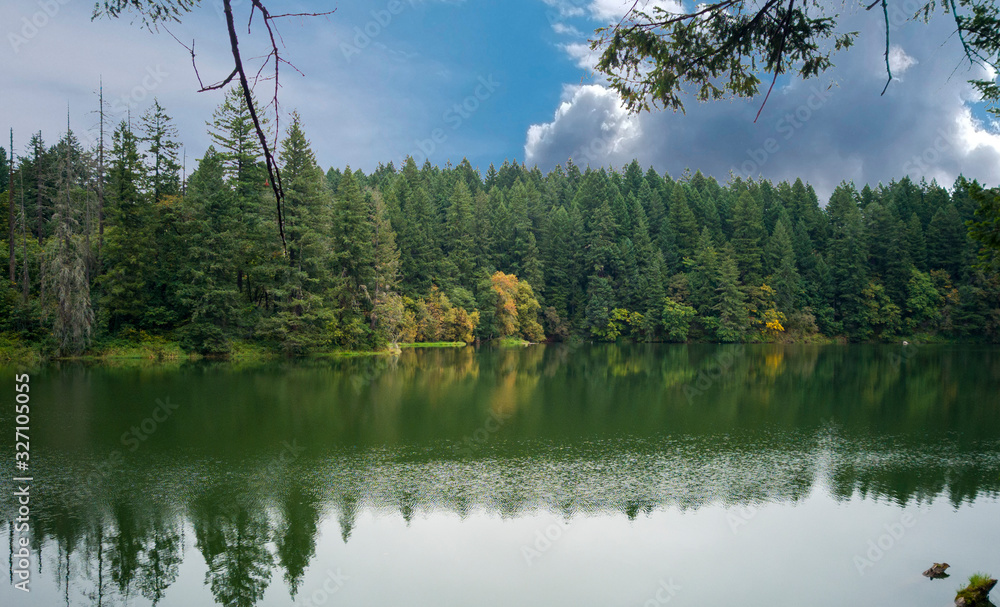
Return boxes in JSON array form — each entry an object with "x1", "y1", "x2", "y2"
[{"x1": 2, "y1": 344, "x2": 999, "y2": 607}]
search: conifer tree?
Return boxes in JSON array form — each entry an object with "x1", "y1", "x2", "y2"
[
  {"x1": 331, "y1": 167, "x2": 375, "y2": 310},
  {"x1": 732, "y1": 189, "x2": 764, "y2": 283},
  {"x1": 50, "y1": 127, "x2": 93, "y2": 354},
  {"x1": 140, "y1": 98, "x2": 181, "y2": 203},
  {"x1": 177, "y1": 147, "x2": 244, "y2": 353},
  {"x1": 826, "y1": 184, "x2": 867, "y2": 335},
  {"x1": 100, "y1": 120, "x2": 151, "y2": 333},
  {"x1": 667, "y1": 182, "x2": 699, "y2": 263},
  {"x1": 444, "y1": 179, "x2": 476, "y2": 288},
  {"x1": 711, "y1": 246, "x2": 748, "y2": 342},
  {"x1": 765, "y1": 217, "x2": 801, "y2": 314},
  {"x1": 926, "y1": 204, "x2": 965, "y2": 279}
]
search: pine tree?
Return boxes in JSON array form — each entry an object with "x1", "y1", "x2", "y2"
[
  {"x1": 584, "y1": 273, "x2": 617, "y2": 338},
  {"x1": 826, "y1": 183, "x2": 867, "y2": 335},
  {"x1": 207, "y1": 87, "x2": 278, "y2": 304},
  {"x1": 100, "y1": 120, "x2": 151, "y2": 333},
  {"x1": 543, "y1": 205, "x2": 577, "y2": 321},
  {"x1": 765, "y1": 217, "x2": 801, "y2": 314},
  {"x1": 208, "y1": 87, "x2": 266, "y2": 198},
  {"x1": 905, "y1": 212, "x2": 927, "y2": 271},
  {"x1": 50, "y1": 126, "x2": 93, "y2": 354},
  {"x1": 176, "y1": 147, "x2": 244, "y2": 353},
  {"x1": 667, "y1": 182, "x2": 698, "y2": 262},
  {"x1": 711, "y1": 246, "x2": 748, "y2": 342},
  {"x1": 508, "y1": 180, "x2": 543, "y2": 292},
  {"x1": 687, "y1": 227, "x2": 718, "y2": 318},
  {"x1": 587, "y1": 198, "x2": 620, "y2": 277},
  {"x1": 393, "y1": 157, "x2": 438, "y2": 293},
  {"x1": 23, "y1": 132, "x2": 53, "y2": 244},
  {"x1": 926, "y1": 204, "x2": 965, "y2": 279},
  {"x1": 279, "y1": 113, "x2": 331, "y2": 286},
  {"x1": 732, "y1": 189, "x2": 764, "y2": 283},
  {"x1": 369, "y1": 188, "x2": 402, "y2": 339},
  {"x1": 627, "y1": 191, "x2": 665, "y2": 315},
  {"x1": 331, "y1": 167, "x2": 375, "y2": 309},
  {"x1": 140, "y1": 99, "x2": 181, "y2": 203},
  {"x1": 444, "y1": 179, "x2": 476, "y2": 288}
]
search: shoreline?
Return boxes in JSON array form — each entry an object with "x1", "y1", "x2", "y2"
[{"x1": 0, "y1": 333, "x2": 977, "y2": 367}]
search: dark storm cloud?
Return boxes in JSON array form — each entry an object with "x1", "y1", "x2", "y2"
[{"x1": 526, "y1": 4, "x2": 1000, "y2": 202}]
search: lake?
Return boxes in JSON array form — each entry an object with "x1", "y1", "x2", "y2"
[{"x1": 2, "y1": 344, "x2": 999, "y2": 606}]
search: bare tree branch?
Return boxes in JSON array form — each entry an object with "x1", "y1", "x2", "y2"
[
  {"x1": 755, "y1": 0, "x2": 795, "y2": 122},
  {"x1": 123, "y1": 1, "x2": 337, "y2": 256},
  {"x1": 221, "y1": 0, "x2": 287, "y2": 254}
]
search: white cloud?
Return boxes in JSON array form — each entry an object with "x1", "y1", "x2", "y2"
[
  {"x1": 589, "y1": 0, "x2": 683, "y2": 21},
  {"x1": 552, "y1": 22, "x2": 584, "y2": 36},
  {"x1": 955, "y1": 107, "x2": 1000, "y2": 156},
  {"x1": 888, "y1": 45, "x2": 917, "y2": 75},
  {"x1": 541, "y1": 0, "x2": 588, "y2": 19},
  {"x1": 525, "y1": 10, "x2": 1000, "y2": 203},
  {"x1": 525, "y1": 84, "x2": 640, "y2": 168},
  {"x1": 561, "y1": 42, "x2": 601, "y2": 69}
]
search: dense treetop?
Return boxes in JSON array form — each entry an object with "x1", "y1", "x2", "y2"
[{"x1": 2, "y1": 91, "x2": 999, "y2": 356}]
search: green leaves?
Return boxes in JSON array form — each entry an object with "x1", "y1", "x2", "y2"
[
  {"x1": 591, "y1": 0, "x2": 999, "y2": 114},
  {"x1": 593, "y1": 0, "x2": 856, "y2": 113}
]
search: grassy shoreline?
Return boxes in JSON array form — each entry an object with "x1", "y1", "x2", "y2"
[{"x1": 0, "y1": 333, "x2": 985, "y2": 367}]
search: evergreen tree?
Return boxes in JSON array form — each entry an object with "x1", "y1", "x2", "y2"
[
  {"x1": 279, "y1": 113, "x2": 330, "y2": 285},
  {"x1": 926, "y1": 204, "x2": 965, "y2": 279},
  {"x1": 731, "y1": 189, "x2": 764, "y2": 283},
  {"x1": 50, "y1": 127, "x2": 93, "y2": 354},
  {"x1": 140, "y1": 98, "x2": 181, "y2": 203},
  {"x1": 176, "y1": 148, "x2": 244, "y2": 353},
  {"x1": 711, "y1": 246, "x2": 748, "y2": 342},
  {"x1": 765, "y1": 217, "x2": 801, "y2": 314},
  {"x1": 331, "y1": 167, "x2": 375, "y2": 311},
  {"x1": 443, "y1": 179, "x2": 476, "y2": 288},
  {"x1": 905, "y1": 212, "x2": 927, "y2": 271},
  {"x1": 206, "y1": 87, "x2": 276, "y2": 304},
  {"x1": 826, "y1": 184, "x2": 867, "y2": 335},
  {"x1": 667, "y1": 182, "x2": 699, "y2": 264},
  {"x1": 100, "y1": 120, "x2": 151, "y2": 333},
  {"x1": 369, "y1": 188, "x2": 403, "y2": 340}
]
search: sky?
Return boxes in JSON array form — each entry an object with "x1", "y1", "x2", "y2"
[{"x1": 2, "y1": 0, "x2": 1000, "y2": 202}]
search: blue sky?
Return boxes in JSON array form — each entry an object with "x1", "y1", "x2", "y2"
[{"x1": 3, "y1": 0, "x2": 1000, "y2": 201}]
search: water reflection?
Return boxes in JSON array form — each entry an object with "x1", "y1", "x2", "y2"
[{"x1": 1, "y1": 344, "x2": 998, "y2": 606}]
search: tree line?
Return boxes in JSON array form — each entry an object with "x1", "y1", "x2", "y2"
[{"x1": 2, "y1": 88, "x2": 998, "y2": 356}]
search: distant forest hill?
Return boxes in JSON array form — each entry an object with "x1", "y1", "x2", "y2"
[{"x1": 2, "y1": 88, "x2": 999, "y2": 357}]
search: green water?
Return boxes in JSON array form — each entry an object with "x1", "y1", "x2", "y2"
[{"x1": 2, "y1": 344, "x2": 999, "y2": 606}]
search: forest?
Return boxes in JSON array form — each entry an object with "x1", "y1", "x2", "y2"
[{"x1": 2, "y1": 87, "x2": 999, "y2": 358}]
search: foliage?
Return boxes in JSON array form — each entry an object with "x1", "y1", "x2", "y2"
[
  {"x1": 3, "y1": 94, "x2": 999, "y2": 354},
  {"x1": 490, "y1": 271, "x2": 544, "y2": 341},
  {"x1": 660, "y1": 297, "x2": 697, "y2": 342},
  {"x1": 955, "y1": 572, "x2": 997, "y2": 606},
  {"x1": 968, "y1": 183, "x2": 1000, "y2": 265},
  {"x1": 590, "y1": 0, "x2": 999, "y2": 115}
]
